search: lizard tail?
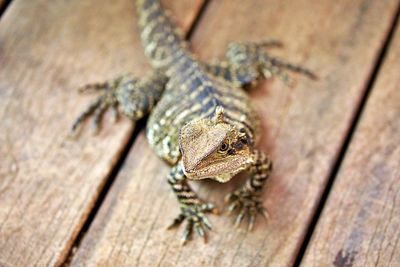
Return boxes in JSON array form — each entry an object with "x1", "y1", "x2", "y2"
[
  {"x1": 134, "y1": 0, "x2": 188, "y2": 70},
  {"x1": 135, "y1": 0, "x2": 160, "y2": 11}
]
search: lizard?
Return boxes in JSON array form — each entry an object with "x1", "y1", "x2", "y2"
[{"x1": 70, "y1": 0, "x2": 316, "y2": 244}]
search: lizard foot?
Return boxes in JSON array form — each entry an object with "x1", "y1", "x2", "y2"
[
  {"x1": 225, "y1": 189, "x2": 269, "y2": 231},
  {"x1": 167, "y1": 203, "x2": 218, "y2": 245},
  {"x1": 227, "y1": 41, "x2": 317, "y2": 86},
  {"x1": 70, "y1": 74, "x2": 137, "y2": 135}
]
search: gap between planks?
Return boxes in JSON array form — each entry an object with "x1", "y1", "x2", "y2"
[
  {"x1": 69, "y1": 0, "x2": 400, "y2": 266},
  {"x1": 0, "y1": 0, "x2": 12, "y2": 19},
  {"x1": 0, "y1": 0, "x2": 204, "y2": 266},
  {"x1": 301, "y1": 12, "x2": 400, "y2": 266},
  {"x1": 61, "y1": 0, "x2": 212, "y2": 265},
  {"x1": 293, "y1": 4, "x2": 400, "y2": 266}
]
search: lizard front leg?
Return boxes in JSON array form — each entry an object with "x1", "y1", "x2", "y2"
[
  {"x1": 167, "y1": 162, "x2": 217, "y2": 244},
  {"x1": 70, "y1": 70, "x2": 167, "y2": 135},
  {"x1": 205, "y1": 40, "x2": 316, "y2": 88},
  {"x1": 225, "y1": 150, "x2": 273, "y2": 230}
]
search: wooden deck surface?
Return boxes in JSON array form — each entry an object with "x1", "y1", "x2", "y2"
[
  {"x1": 301, "y1": 21, "x2": 400, "y2": 267},
  {"x1": 0, "y1": 0, "x2": 399, "y2": 266}
]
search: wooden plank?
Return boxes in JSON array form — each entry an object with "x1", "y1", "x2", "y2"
[
  {"x1": 0, "y1": 0, "x2": 203, "y2": 266},
  {"x1": 301, "y1": 21, "x2": 400, "y2": 267},
  {"x1": 71, "y1": 0, "x2": 399, "y2": 266}
]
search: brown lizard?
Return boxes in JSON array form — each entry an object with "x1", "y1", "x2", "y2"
[{"x1": 71, "y1": 0, "x2": 315, "y2": 244}]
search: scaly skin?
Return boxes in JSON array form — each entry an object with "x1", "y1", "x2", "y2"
[{"x1": 71, "y1": 0, "x2": 315, "y2": 244}]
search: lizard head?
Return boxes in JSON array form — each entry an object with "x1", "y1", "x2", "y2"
[{"x1": 179, "y1": 106, "x2": 254, "y2": 182}]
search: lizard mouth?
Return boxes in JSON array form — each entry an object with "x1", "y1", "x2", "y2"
[{"x1": 182, "y1": 156, "x2": 252, "y2": 181}]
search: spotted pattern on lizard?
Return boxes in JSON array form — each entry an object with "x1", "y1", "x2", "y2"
[{"x1": 71, "y1": 0, "x2": 315, "y2": 244}]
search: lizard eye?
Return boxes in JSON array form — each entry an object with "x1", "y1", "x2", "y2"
[{"x1": 219, "y1": 142, "x2": 229, "y2": 152}]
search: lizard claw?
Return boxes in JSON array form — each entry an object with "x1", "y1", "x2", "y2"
[
  {"x1": 225, "y1": 189, "x2": 268, "y2": 231},
  {"x1": 70, "y1": 79, "x2": 119, "y2": 135},
  {"x1": 70, "y1": 74, "x2": 136, "y2": 135},
  {"x1": 167, "y1": 202, "x2": 216, "y2": 245}
]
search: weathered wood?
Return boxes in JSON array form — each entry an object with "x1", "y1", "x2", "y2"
[
  {"x1": 70, "y1": 0, "x2": 399, "y2": 266},
  {"x1": 301, "y1": 21, "x2": 400, "y2": 267},
  {"x1": 0, "y1": 0, "x2": 203, "y2": 266}
]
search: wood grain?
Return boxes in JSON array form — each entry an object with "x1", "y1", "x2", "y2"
[
  {"x1": 301, "y1": 21, "x2": 400, "y2": 267},
  {"x1": 70, "y1": 0, "x2": 399, "y2": 266},
  {"x1": 0, "y1": 0, "x2": 203, "y2": 266}
]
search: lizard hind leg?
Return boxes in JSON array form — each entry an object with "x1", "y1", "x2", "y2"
[
  {"x1": 231, "y1": 41, "x2": 316, "y2": 80},
  {"x1": 207, "y1": 40, "x2": 316, "y2": 88},
  {"x1": 70, "y1": 71, "x2": 167, "y2": 135}
]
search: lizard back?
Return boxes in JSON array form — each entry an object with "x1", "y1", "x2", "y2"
[
  {"x1": 137, "y1": 0, "x2": 260, "y2": 164},
  {"x1": 147, "y1": 59, "x2": 260, "y2": 164}
]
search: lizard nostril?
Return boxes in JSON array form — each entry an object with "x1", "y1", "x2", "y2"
[
  {"x1": 234, "y1": 141, "x2": 244, "y2": 150},
  {"x1": 227, "y1": 149, "x2": 236, "y2": 155}
]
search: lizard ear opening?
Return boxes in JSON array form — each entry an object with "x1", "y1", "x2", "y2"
[{"x1": 213, "y1": 106, "x2": 225, "y2": 124}]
